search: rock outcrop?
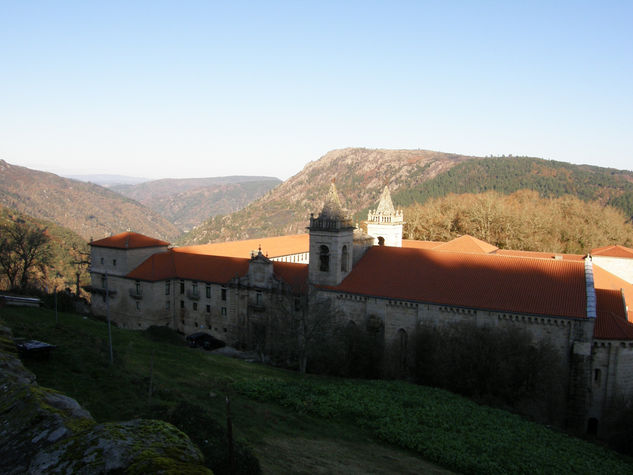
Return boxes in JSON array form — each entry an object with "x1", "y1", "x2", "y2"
[{"x1": 0, "y1": 324, "x2": 211, "y2": 474}]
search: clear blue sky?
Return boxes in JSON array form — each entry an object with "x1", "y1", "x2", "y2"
[{"x1": 1, "y1": 1, "x2": 631, "y2": 180}]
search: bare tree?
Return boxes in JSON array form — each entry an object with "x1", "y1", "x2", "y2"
[
  {"x1": 294, "y1": 286, "x2": 340, "y2": 374},
  {"x1": 0, "y1": 220, "x2": 51, "y2": 291}
]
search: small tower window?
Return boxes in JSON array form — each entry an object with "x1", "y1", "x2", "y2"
[
  {"x1": 319, "y1": 245, "x2": 330, "y2": 272},
  {"x1": 341, "y1": 245, "x2": 349, "y2": 272}
]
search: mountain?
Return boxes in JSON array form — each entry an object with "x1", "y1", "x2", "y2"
[
  {"x1": 179, "y1": 148, "x2": 477, "y2": 244},
  {"x1": 0, "y1": 160, "x2": 179, "y2": 242},
  {"x1": 111, "y1": 176, "x2": 281, "y2": 232},
  {"x1": 64, "y1": 174, "x2": 150, "y2": 187},
  {"x1": 180, "y1": 148, "x2": 633, "y2": 246}
]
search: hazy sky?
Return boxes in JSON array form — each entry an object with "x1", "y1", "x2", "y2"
[{"x1": 1, "y1": 1, "x2": 632, "y2": 180}]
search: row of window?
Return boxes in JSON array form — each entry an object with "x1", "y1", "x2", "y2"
[
  {"x1": 99, "y1": 257, "x2": 117, "y2": 266},
  {"x1": 168, "y1": 299, "x2": 228, "y2": 315},
  {"x1": 165, "y1": 280, "x2": 227, "y2": 300}
]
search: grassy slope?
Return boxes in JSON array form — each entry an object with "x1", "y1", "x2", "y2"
[
  {"x1": 2, "y1": 307, "x2": 632, "y2": 474},
  {"x1": 1, "y1": 307, "x2": 446, "y2": 474}
]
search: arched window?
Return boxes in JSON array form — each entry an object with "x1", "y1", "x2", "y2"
[
  {"x1": 587, "y1": 417, "x2": 599, "y2": 436},
  {"x1": 319, "y1": 245, "x2": 330, "y2": 272},
  {"x1": 398, "y1": 328, "x2": 408, "y2": 368},
  {"x1": 378, "y1": 236, "x2": 385, "y2": 246},
  {"x1": 341, "y1": 245, "x2": 349, "y2": 272}
]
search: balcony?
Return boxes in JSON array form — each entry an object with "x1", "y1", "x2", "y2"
[
  {"x1": 187, "y1": 289, "x2": 200, "y2": 301},
  {"x1": 129, "y1": 287, "x2": 143, "y2": 299}
]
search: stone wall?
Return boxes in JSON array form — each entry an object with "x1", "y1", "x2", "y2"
[{"x1": 327, "y1": 290, "x2": 596, "y2": 430}]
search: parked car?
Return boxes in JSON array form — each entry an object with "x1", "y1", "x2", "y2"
[{"x1": 186, "y1": 332, "x2": 226, "y2": 351}]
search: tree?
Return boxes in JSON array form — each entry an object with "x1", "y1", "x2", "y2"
[{"x1": 0, "y1": 220, "x2": 51, "y2": 291}]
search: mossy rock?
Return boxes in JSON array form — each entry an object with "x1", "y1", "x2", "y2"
[{"x1": 29, "y1": 419, "x2": 212, "y2": 474}]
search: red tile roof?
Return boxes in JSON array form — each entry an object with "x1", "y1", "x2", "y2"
[
  {"x1": 591, "y1": 245, "x2": 633, "y2": 258},
  {"x1": 126, "y1": 250, "x2": 308, "y2": 291},
  {"x1": 401, "y1": 240, "x2": 441, "y2": 250},
  {"x1": 327, "y1": 246, "x2": 588, "y2": 319},
  {"x1": 127, "y1": 251, "x2": 249, "y2": 283},
  {"x1": 433, "y1": 235, "x2": 498, "y2": 254},
  {"x1": 273, "y1": 261, "x2": 309, "y2": 293},
  {"x1": 175, "y1": 234, "x2": 310, "y2": 259},
  {"x1": 495, "y1": 250, "x2": 584, "y2": 261},
  {"x1": 594, "y1": 289, "x2": 633, "y2": 339},
  {"x1": 90, "y1": 232, "x2": 170, "y2": 249}
]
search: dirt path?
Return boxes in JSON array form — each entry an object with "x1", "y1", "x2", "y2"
[{"x1": 253, "y1": 436, "x2": 454, "y2": 474}]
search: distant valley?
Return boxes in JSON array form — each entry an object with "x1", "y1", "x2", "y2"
[{"x1": 112, "y1": 176, "x2": 281, "y2": 232}]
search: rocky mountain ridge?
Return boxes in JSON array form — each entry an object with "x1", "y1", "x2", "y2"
[{"x1": 180, "y1": 148, "x2": 476, "y2": 244}]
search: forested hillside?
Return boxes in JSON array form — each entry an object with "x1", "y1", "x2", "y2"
[
  {"x1": 112, "y1": 176, "x2": 281, "y2": 231},
  {"x1": 0, "y1": 160, "x2": 179, "y2": 241},
  {"x1": 393, "y1": 156, "x2": 633, "y2": 221},
  {"x1": 403, "y1": 190, "x2": 633, "y2": 254}
]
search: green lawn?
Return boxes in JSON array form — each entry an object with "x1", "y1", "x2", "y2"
[{"x1": 2, "y1": 306, "x2": 632, "y2": 474}]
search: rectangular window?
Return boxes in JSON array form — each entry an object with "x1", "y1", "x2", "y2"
[
  {"x1": 206, "y1": 285, "x2": 211, "y2": 298},
  {"x1": 193, "y1": 302, "x2": 198, "y2": 311},
  {"x1": 294, "y1": 297, "x2": 301, "y2": 312},
  {"x1": 192, "y1": 281, "x2": 198, "y2": 295},
  {"x1": 180, "y1": 300, "x2": 184, "y2": 309},
  {"x1": 165, "y1": 280, "x2": 170, "y2": 295},
  {"x1": 206, "y1": 304, "x2": 211, "y2": 313},
  {"x1": 221, "y1": 288, "x2": 227, "y2": 301},
  {"x1": 135, "y1": 280, "x2": 141, "y2": 295},
  {"x1": 113, "y1": 259, "x2": 117, "y2": 266},
  {"x1": 166, "y1": 301, "x2": 170, "y2": 310},
  {"x1": 100, "y1": 257, "x2": 104, "y2": 265},
  {"x1": 221, "y1": 307, "x2": 227, "y2": 316},
  {"x1": 256, "y1": 292, "x2": 262, "y2": 305},
  {"x1": 101, "y1": 275, "x2": 106, "y2": 289},
  {"x1": 135, "y1": 301, "x2": 140, "y2": 311},
  {"x1": 180, "y1": 280, "x2": 185, "y2": 294}
]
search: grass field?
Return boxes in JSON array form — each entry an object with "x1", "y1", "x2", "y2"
[{"x1": 2, "y1": 306, "x2": 632, "y2": 474}]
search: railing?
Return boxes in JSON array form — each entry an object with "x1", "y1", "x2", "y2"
[
  {"x1": 187, "y1": 289, "x2": 200, "y2": 301},
  {"x1": 129, "y1": 288, "x2": 143, "y2": 299}
]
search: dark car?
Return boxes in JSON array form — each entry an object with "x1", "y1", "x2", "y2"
[{"x1": 186, "y1": 332, "x2": 226, "y2": 351}]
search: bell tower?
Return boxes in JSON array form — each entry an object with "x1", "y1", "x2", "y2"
[
  {"x1": 367, "y1": 185, "x2": 403, "y2": 247},
  {"x1": 308, "y1": 181, "x2": 355, "y2": 286}
]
